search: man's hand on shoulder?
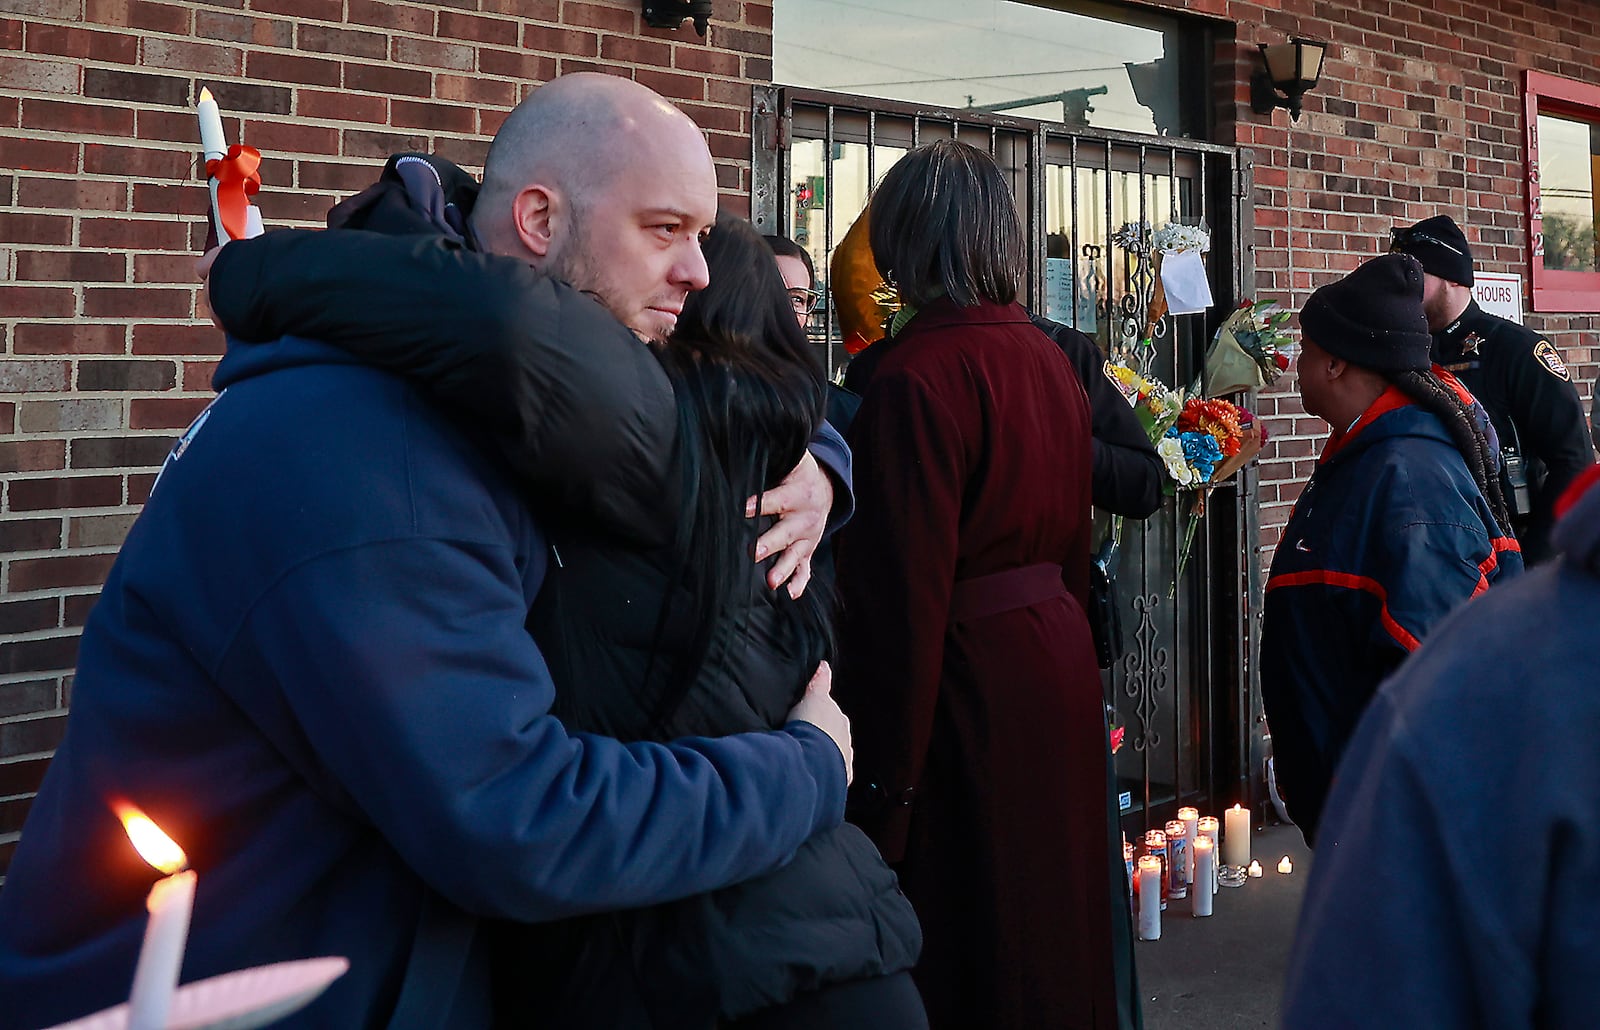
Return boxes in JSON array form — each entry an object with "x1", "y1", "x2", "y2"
[
  {"x1": 786, "y1": 661, "x2": 852, "y2": 784},
  {"x1": 749, "y1": 451, "x2": 832, "y2": 597}
]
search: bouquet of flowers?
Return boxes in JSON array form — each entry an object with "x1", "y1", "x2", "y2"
[
  {"x1": 1206, "y1": 299, "x2": 1296, "y2": 393},
  {"x1": 1106, "y1": 359, "x2": 1184, "y2": 445},
  {"x1": 1165, "y1": 397, "x2": 1268, "y2": 590}
]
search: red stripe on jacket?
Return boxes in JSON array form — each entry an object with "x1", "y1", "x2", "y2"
[
  {"x1": 1265, "y1": 568, "x2": 1421, "y2": 652},
  {"x1": 1472, "y1": 536, "x2": 1522, "y2": 597}
]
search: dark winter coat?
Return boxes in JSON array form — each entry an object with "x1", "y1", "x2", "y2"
[
  {"x1": 0, "y1": 335, "x2": 848, "y2": 1029},
  {"x1": 206, "y1": 224, "x2": 915, "y2": 1026},
  {"x1": 1262, "y1": 385, "x2": 1523, "y2": 843},
  {"x1": 1282, "y1": 463, "x2": 1600, "y2": 1028},
  {"x1": 1030, "y1": 315, "x2": 1165, "y2": 518},
  {"x1": 521, "y1": 524, "x2": 920, "y2": 1025},
  {"x1": 1433, "y1": 300, "x2": 1595, "y2": 562},
  {"x1": 836, "y1": 298, "x2": 1118, "y2": 1030},
  {"x1": 843, "y1": 312, "x2": 1163, "y2": 518}
]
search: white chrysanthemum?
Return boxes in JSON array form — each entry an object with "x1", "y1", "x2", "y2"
[{"x1": 1152, "y1": 222, "x2": 1211, "y2": 254}]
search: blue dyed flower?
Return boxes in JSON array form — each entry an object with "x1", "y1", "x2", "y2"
[{"x1": 1177, "y1": 430, "x2": 1222, "y2": 482}]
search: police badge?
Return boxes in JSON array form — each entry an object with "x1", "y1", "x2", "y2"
[
  {"x1": 1461, "y1": 331, "x2": 1484, "y2": 357},
  {"x1": 1533, "y1": 340, "x2": 1572, "y2": 381}
]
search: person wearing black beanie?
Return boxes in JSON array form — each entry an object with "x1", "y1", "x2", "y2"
[
  {"x1": 1390, "y1": 214, "x2": 1594, "y2": 563},
  {"x1": 1389, "y1": 214, "x2": 1474, "y2": 287},
  {"x1": 1298, "y1": 251, "x2": 1434, "y2": 373},
  {"x1": 1260, "y1": 252, "x2": 1524, "y2": 846}
]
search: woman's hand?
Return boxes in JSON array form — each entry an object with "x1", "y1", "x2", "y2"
[{"x1": 785, "y1": 661, "x2": 852, "y2": 784}]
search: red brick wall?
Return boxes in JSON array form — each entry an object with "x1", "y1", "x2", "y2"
[
  {"x1": 0, "y1": 0, "x2": 772, "y2": 874},
  {"x1": 1147, "y1": 0, "x2": 1600, "y2": 559}
]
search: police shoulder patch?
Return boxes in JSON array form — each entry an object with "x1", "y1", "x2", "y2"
[{"x1": 1532, "y1": 340, "x2": 1571, "y2": 381}]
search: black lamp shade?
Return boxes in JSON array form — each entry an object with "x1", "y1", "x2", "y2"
[{"x1": 1251, "y1": 38, "x2": 1327, "y2": 120}]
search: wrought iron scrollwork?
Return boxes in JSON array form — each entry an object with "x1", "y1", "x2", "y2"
[
  {"x1": 1121, "y1": 591, "x2": 1169, "y2": 752},
  {"x1": 1107, "y1": 226, "x2": 1169, "y2": 379}
]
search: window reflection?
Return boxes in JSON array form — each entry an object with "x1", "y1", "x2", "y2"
[
  {"x1": 1044, "y1": 164, "x2": 1177, "y2": 352},
  {"x1": 775, "y1": 0, "x2": 1187, "y2": 136},
  {"x1": 1536, "y1": 113, "x2": 1600, "y2": 273}
]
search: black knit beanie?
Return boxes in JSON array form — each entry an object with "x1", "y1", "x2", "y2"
[
  {"x1": 1389, "y1": 214, "x2": 1474, "y2": 286},
  {"x1": 1298, "y1": 253, "x2": 1434, "y2": 373}
]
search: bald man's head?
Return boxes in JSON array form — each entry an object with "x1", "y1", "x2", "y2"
[
  {"x1": 473, "y1": 73, "x2": 719, "y2": 342},
  {"x1": 474, "y1": 74, "x2": 705, "y2": 253}
]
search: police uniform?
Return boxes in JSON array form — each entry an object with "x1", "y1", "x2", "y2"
[
  {"x1": 1392, "y1": 214, "x2": 1596, "y2": 563},
  {"x1": 1432, "y1": 300, "x2": 1592, "y2": 562}
]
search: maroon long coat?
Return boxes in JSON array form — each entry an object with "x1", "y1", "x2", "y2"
[{"x1": 835, "y1": 298, "x2": 1116, "y2": 1029}]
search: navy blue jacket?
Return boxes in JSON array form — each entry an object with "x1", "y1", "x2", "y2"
[
  {"x1": 1261, "y1": 386, "x2": 1522, "y2": 843},
  {"x1": 1283, "y1": 465, "x2": 1600, "y2": 1027},
  {"x1": 0, "y1": 337, "x2": 846, "y2": 1029}
]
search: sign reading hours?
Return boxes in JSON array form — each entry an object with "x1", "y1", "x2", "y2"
[{"x1": 1473, "y1": 272, "x2": 1524, "y2": 325}]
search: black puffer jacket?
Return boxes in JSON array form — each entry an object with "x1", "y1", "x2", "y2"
[{"x1": 527, "y1": 519, "x2": 920, "y2": 1024}]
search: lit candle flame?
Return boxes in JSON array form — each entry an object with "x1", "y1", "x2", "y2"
[
  {"x1": 199, "y1": 86, "x2": 214, "y2": 104},
  {"x1": 115, "y1": 803, "x2": 188, "y2": 875}
]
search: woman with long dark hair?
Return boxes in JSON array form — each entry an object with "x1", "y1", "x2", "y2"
[
  {"x1": 206, "y1": 212, "x2": 925, "y2": 1028},
  {"x1": 832, "y1": 138, "x2": 1120, "y2": 1028}
]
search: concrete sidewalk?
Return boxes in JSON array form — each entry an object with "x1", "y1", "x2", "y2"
[{"x1": 1135, "y1": 822, "x2": 1311, "y2": 1030}]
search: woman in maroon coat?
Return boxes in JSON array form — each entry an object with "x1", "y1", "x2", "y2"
[{"x1": 835, "y1": 140, "x2": 1117, "y2": 1029}]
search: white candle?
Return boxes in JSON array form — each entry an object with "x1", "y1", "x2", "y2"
[
  {"x1": 1223, "y1": 803, "x2": 1251, "y2": 868},
  {"x1": 119, "y1": 806, "x2": 196, "y2": 1030},
  {"x1": 1191, "y1": 835, "x2": 1214, "y2": 917},
  {"x1": 1197, "y1": 817, "x2": 1220, "y2": 894},
  {"x1": 196, "y1": 87, "x2": 227, "y2": 162},
  {"x1": 1177, "y1": 806, "x2": 1200, "y2": 885},
  {"x1": 1278, "y1": 856, "x2": 1294, "y2": 875},
  {"x1": 1248, "y1": 859, "x2": 1263, "y2": 878},
  {"x1": 1136, "y1": 855, "x2": 1162, "y2": 941}
]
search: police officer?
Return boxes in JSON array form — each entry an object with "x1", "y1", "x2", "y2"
[{"x1": 1391, "y1": 214, "x2": 1596, "y2": 562}]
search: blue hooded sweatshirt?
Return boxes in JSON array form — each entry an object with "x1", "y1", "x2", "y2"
[
  {"x1": 0, "y1": 335, "x2": 846, "y2": 1028},
  {"x1": 1282, "y1": 465, "x2": 1600, "y2": 1028}
]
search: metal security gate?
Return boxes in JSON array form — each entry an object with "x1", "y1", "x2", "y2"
[{"x1": 752, "y1": 86, "x2": 1266, "y2": 836}]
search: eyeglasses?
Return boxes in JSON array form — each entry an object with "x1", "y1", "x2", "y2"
[
  {"x1": 1389, "y1": 228, "x2": 1463, "y2": 256},
  {"x1": 788, "y1": 288, "x2": 821, "y2": 318}
]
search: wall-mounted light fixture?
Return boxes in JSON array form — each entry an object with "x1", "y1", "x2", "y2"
[
  {"x1": 642, "y1": 0, "x2": 712, "y2": 36},
  {"x1": 1249, "y1": 38, "x2": 1327, "y2": 121}
]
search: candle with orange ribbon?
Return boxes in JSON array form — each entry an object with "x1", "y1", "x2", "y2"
[
  {"x1": 117, "y1": 803, "x2": 197, "y2": 1030},
  {"x1": 195, "y1": 86, "x2": 263, "y2": 245}
]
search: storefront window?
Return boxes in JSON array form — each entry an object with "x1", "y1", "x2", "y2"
[
  {"x1": 1525, "y1": 71, "x2": 1600, "y2": 311},
  {"x1": 1533, "y1": 113, "x2": 1597, "y2": 273},
  {"x1": 774, "y1": 0, "x2": 1197, "y2": 137}
]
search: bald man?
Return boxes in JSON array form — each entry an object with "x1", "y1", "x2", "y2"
[{"x1": 0, "y1": 74, "x2": 854, "y2": 1028}]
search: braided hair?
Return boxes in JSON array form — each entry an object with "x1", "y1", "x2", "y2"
[{"x1": 1387, "y1": 368, "x2": 1514, "y2": 534}]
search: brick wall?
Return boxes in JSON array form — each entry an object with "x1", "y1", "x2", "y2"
[
  {"x1": 0, "y1": 0, "x2": 772, "y2": 875},
  {"x1": 1142, "y1": 0, "x2": 1600, "y2": 559}
]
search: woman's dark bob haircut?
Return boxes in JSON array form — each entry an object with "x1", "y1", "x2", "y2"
[{"x1": 868, "y1": 138, "x2": 1026, "y2": 309}]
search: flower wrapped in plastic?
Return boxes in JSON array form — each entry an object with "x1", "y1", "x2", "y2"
[
  {"x1": 1206, "y1": 299, "x2": 1297, "y2": 394},
  {"x1": 1105, "y1": 360, "x2": 1184, "y2": 445},
  {"x1": 1152, "y1": 222, "x2": 1213, "y2": 326},
  {"x1": 1164, "y1": 396, "x2": 1268, "y2": 591}
]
